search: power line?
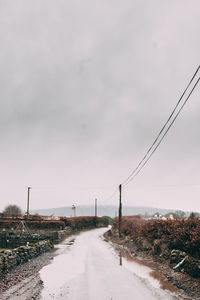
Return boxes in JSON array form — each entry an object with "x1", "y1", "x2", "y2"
[
  {"x1": 121, "y1": 67, "x2": 200, "y2": 187},
  {"x1": 121, "y1": 66, "x2": 199, "y2": 186},
  {"x1": 101, "y1": 67, "x2": 200, "y2": 203},
  {"x1": 124, "y1": 75, "x2": 200, "y2": 186}
]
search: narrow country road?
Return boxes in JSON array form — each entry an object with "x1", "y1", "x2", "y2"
[{"x1": 39, "y1": 228, "x2": 178, "y2": 300}]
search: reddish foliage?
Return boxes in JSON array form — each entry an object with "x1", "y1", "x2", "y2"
[
  {"x1": 0, "y1": 213, "x2": 56, "y2": 221},
  {"x1": 0, "y1": 215, "x2": 108, "y2": 231},
  {"x1": 0, "y1": 219, "x2": 65, "y2": 230},
  {"x1": 0, "y1": 213, "x2": 24, "y2": 220},
  {"x1": 113, "y1": 216, "x2": 200, "y2": 258},
  {"x1": 60, "y1": 216, "x2": 104, "y2": 229}
]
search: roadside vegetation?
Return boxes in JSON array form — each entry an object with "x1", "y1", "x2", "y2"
[
  {"x1": 113, "y1": 216, "x2": 200, "y2": 259},
  {"x1": 112, "y1": 216, "x2": 200, "y2": 278},
  {"x1": 0, "y1": 215, "x2": 108, "y2": 231}
]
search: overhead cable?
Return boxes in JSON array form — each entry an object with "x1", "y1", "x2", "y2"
[
  {"x1": 123, "y1": 76, "x2": 200, "y2": 186},
  {"x1": 121, "y1": 66, "x2": 200, "y2": 187}
]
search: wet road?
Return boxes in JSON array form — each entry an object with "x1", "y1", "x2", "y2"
[{"x1": 39, "y1": 228, "x2": 179, "y2": 300}]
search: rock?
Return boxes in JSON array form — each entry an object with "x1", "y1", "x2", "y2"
[
  {"x1": 0, "y1": 240, "x2": 53, "y2": 276},
  {"x1": 171, "y1": 251, "x2": 200, "y2": 278},
  {"x1": 170, "y1": 250, "x2": 187, "y2": 264}
]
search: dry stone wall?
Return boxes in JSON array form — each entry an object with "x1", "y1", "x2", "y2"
[
  {"x1": 0, "y1": 228, "x2": 72, "y2": 249},
  {"x1": 0, "y1": 240, "x2": 53, "y2": 277}
]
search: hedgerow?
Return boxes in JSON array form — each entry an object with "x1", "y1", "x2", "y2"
[
  {"x1": 0, "y1": 219, "x2": 65, "y2": 230},
  {"x1": 0, "y1": 216, "x2": 108, "y2": 231},
  {"x1": 113, "y1": 216, "x2": 200, "y2": 258},
  {"x1": 60, "y1": 216, "x2": 108, "y2": 229}
]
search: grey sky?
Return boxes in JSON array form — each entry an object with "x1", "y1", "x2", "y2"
[{"x1": 0, "y1": 0, "x2": 200, "y2": 212}]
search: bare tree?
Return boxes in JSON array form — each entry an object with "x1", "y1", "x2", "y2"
[{"x1": 3, "y1": 205, "x2": 22, "y2": 215}]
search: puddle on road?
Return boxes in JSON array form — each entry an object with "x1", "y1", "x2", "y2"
[
  {"x1": 67, "y1": 238, "x2": 75, "y2": 245},
  {"x1": 114, "y1": 245, "x2": 182, "y2": 299},
  {"x1": 53, "y1": 237, "x2": 76, "y2": 255},
  {"x1": 60, "y1": 239, "x2": 75, "y2": 246},
  {"x1": 39, "y1": 235, "x2": 86, "y2": 299},
  {"x1": 114, "y1": 246, "x2": 160, "y2": 289}
]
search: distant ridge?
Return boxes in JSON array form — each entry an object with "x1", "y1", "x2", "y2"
[{"x1": 30, "y1": 205, "x2": 186, "y2": 218}]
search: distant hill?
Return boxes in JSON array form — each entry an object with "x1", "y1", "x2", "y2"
[{"x1": 30, "y1": 205, "x2": 187, "y2": 218}]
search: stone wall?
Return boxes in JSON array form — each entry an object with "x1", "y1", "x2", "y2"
[
  {"x1": 0, "y1": 228, "x2": 72, "y2": 249},
  {"x1": 0, "y1": 240, "x2": 53, "y2": 277},
  {"x1": 0, "y1": 228, "x2": 73, "y2": 277}
]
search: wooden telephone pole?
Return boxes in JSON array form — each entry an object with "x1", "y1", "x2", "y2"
[
  {"x1": 95, "y1": 198, "x2": 97, "y2": 227},
  {"x1": 27, "y1": 187, "x2": 32, "y2": 215},
  {"x1": 118, "y1": 184, "x2": 122, "y2": 238},
  {"x1": 95, "y1": 198, "x2": 97, "y2": 217}
]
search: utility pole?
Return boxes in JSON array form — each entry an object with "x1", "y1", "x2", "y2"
[
  {"x1": 72, "y1": 205, "x2": 76, "y2": 217},
  {"x1": 95, "y1": 198, "x2": 97, "y2": 217},
  {"x1": 27, "y1": 187, "x2": 32, "y2": 216},
  {"x1": 118, "y1": 184, "x2": 122, "y2": 238},
  {"x1": 95, "y1": 198, "x2": 97, "y2": 227}
]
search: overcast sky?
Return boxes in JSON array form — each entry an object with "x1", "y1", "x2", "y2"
[{"x1": 0, "y1": 0, "x2": 200, "y2": 213}]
